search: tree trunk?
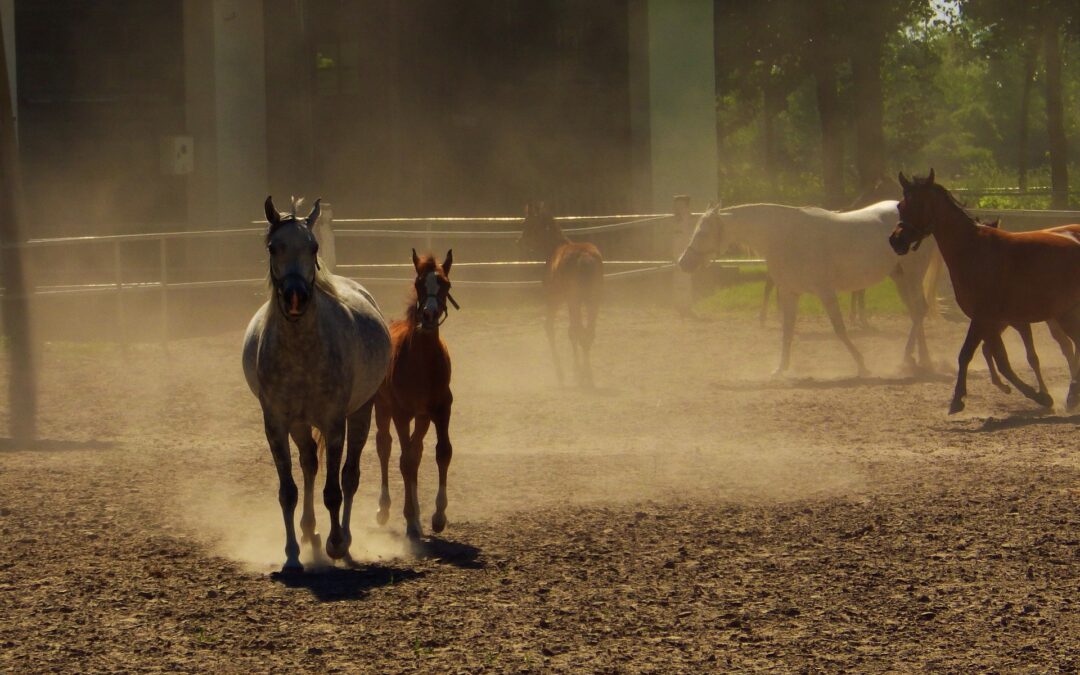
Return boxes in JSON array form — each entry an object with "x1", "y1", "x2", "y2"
[
  {"x1": 852, "y1": 37, "x2": 885, "y2": 196},
  {"x1": 813, "y1": 62, "x2": 845, "y2": 208},
  {"x1": 1017, "y1": 36, "x2": 1038, "y2": 192},
  {"x1": 762, "y1": 83, "x2": 782, "y2": 197},
  {"x1": 1043, "y1": 18, "x2": 1069, "y2": 209},
  {"x1": 0, "y1": 15, "x2": 37, "y2": 443}
]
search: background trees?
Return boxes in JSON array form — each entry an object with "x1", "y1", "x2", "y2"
[{"x1": 713, "y1": 0, "x2": 1080, "y2": 208}]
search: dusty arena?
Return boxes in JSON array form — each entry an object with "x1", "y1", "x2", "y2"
[{"x1": 0, "y1": 302, "x2": 1077, "y2": 673}]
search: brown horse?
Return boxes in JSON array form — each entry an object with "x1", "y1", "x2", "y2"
[
  {"x1": 374, "y1": 250, "x2": 456, "y2": 540},
  {"x1": 976, "y1": 218, "x2": 1077, "y2": 397},
  {"x1": 890, "y1": 170, "x2": 1080, "y2": 413},
  {"x1": 518, "y1": 202, "x2": 604, "y2": 386}
]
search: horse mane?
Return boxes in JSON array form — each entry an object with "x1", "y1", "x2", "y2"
[{"x1": 913, "y1": 175, "x2": 976, "y2": 223}]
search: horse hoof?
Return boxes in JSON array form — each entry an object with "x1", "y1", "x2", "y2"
[
  {"x1": 431, "y1": 512, "x2": 447, "y2": 534},
  {"x1": 406, "y1": 523, "x2": 423, "y2": 541},
  {"x1": 301, "y1": 530, "x2": 319, "y2": 545},
  {"x1": 376, "y1": 508, "x2": 389, "y2": 526},
  {"x1": 325, "y1": 534, "x2": 349, "y2": 560},
  {"x1": 1067, "y1": 393, "x2": 1079, "y2": 411},
  {"x1": 1035, "y1": 392, "x2": 1054, "y2": 408},
  {"x1": 280, "y1": 559, "x2": 304, "y2": 575},
  {"x1": 948, "y1": 399, "x2": 965, "y2": 414}
]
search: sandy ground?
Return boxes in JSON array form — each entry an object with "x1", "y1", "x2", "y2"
[{"x1": 0, "y1": 302, "x2": 1077, "y2": 673}]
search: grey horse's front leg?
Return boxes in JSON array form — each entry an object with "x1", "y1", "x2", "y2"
[
  {"x1": 774, "y1": 289, "x2": 798, "y2": 376},
  {"x1": 263, "y1": 410, "x2": 301, "y2": 572},
  {"x1": 320, "y1": 420, "x2": 348, "y2": 559},
  {"x1": 340, "y1": 399, "x2": 374, "y2": 557},
  {"x1": 819, "y1": 290, "x2": 867, "y2": 377},
  {"x1": 891, "y1": 269, "x2": 931, "y2": 370},
  {"x1": 289, "y1": 425, "x2": 322, "y2": 561}
]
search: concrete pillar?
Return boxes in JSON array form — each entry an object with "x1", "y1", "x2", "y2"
[
  {"x1": 184, "y1": 0, "x2": 267, "y2": 228},
  {"x1": 645, "y1": 0, "x2": 718, "y2": 210}
]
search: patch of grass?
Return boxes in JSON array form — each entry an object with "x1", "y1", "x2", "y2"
[{"x1": 695, "y1": 276, "x2": 909, "y2": 317}]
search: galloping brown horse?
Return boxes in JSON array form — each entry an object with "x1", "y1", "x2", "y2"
[
  {"x1": 890, "y1": 170, "x2": 1080, "y2": 412},
  {"x1": 518, "y1": 203, "x2": 604, "y2": 386},
  {"x1": 374, "y1": 250, "x2": 456, "y2": 540}
]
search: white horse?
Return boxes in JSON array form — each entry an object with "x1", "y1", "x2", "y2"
[{"x1": 678, "y1": 202, "x2": 936, "y2": 376}]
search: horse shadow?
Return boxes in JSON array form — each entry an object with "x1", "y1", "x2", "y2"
[
  {"x1": 0, "y1": 438, "x2": 115, "y2": 453},
  {"x1": 270, "y1": 562, "x2": 424, "y2": 601},
  {"x1": 415, "y1": 535, "x2": 484, "y2": 569},
  {"x1": 711, "y1": 373, "x2": 953, "y2": 392},
  {"x1": 943, "y1": 411, "x2": 1080, "y2": 433}
]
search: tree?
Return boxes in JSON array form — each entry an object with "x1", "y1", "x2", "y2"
[{"x1": 0, "y1": 12, "x2": 37, "y2": 442}]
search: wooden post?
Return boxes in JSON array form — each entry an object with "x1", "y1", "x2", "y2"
[{"x1": 0, "y1": 10, "x2": 36, "y2": 442}]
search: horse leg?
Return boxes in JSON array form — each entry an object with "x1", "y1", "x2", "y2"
[
  {"x1": 984, "y1": 330, "x2": 1051, "y2": 407},
  {"x1": 289, "y1": 424, "x2": 321, "y2": 560},
  {"x1": 431, "y1": 404, "x2": 453, "y2": 534},
  {"x1": 760, "y1": 276, "x2": 774, "y2": 325},
  {"x1": 338, "y1": 398, "x2": 374, "y2": 559},
  {"x1": 774, "y1": 289, "x2": 798, "y2": 376},
  {"x1": 819, "y1": 290, "x2": 867, "y2": 377},
  {"x1": 950, "y1": 322, "x2": 982, "y2": 414},
  {"x1": 1047, "y1": 319, "x2": 1078, "y2": 378},
  {"x1": 567, "y1": 298, "x2": 585, "y2": 384},
  {"x1": 545, "y1": 297, "x2": 564, "y2": 385},
  {"x1": 398, "y1": 413, "x2": 429, "y2": 540},
  {"x1": 262, "y1": 411, "x2": 301, "y2": 572},
  {"x1": 374, "y1": 394, "x2": 393, "y2": 526},
  {"x1": 850, "y1": 289, "x2": 867, "y2": 328},
  {"x1": 579, "y1": 297, "x2": 599, "y2": 388},
  {"x1": 983, "y1": 341, "x2": 1010, "y2": 393},
  {"x1": 892, "y1": 268, "x2": 931, "y2": 370},
  {"x1": 1016, "y1": 323, "x2": 1051, "y2": 398},
  {"x1": 320, "y1": 419, "x2": 348, "y2": 559},
  {"x1": 1053, "y1": 310, "x2": 1080, "y2": 410}
]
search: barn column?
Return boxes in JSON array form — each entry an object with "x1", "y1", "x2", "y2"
[
  {"x1": 183, "y1": 0, "x2": 268, "y2": 227},
  {"x1": 641, "y1": 0, "x2": 718, "y2": 211}
]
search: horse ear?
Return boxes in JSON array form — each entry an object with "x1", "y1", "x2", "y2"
[
  {"x1": 442, "y1": 249, "x2": 453, "y2": 275},
  {"x1": 265, "y1": 196, "x2": 280, "y2": 227},
  {"x1": 412, "y1": 248, "x2": 421, "y2": 272},
  {"x1": 898, "y1": 172, "x2": 912, "y2": 191},
  {"x1": 305, "y1": 198, "x2": 321, "y2": 227},
  {"x1": 927, "y1": 168, "x2": 935, "y2": 184}
]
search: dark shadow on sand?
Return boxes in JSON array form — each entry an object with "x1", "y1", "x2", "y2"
[
  {"x1": 416, "y1": 536, "x2": 484, "y2": 569},
  {"x1": 271, "y1": 563, "x2": 424, "y2": 601},
  {"x1": 943, "y1": 411, "x2": 1080, "y2": 433},
  {"x1": 711, "y1": 373, "x2": 953, "y2": 392},
  {"x1": 0, "y1": 438, "x2": 115, "y2": 453}
]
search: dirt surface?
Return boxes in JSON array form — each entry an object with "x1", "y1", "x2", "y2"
[{"x1": 1, "y1": 304, "x2": 1078, "y2": 673}]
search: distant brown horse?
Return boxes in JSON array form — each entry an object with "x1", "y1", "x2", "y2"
[
  {"x1": 374, "y1": 250, "x2": 456, "y2": 540},
  {"x1": 518, "y1": 203, "x2": 604, "y2": 386},
  {"x1": 890, "y1": 170, "x2": 1080, "y2": 412},
  {"x1": 975, "y1": 218, "x2": 1077, "y2": 398}
]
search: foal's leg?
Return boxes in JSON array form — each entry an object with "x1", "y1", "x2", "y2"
[
  {"x1": 263, "y1": 411, "x2": 301, "y2": 572},
  {"x1": 431, "y1": 403, "x2": 453, "y2": 534},
  {"x1": 544, "y1": 297, "x2": 564, "y2": 385},
  {"x1": 984, "y1": 331, "x2": 1051, "y2": 407},
  {"x1": 774, "y1": 289, "x2": 798, "y2": 376},
  {"x1": 950, "y1": 322, "x2": 982, "y2": 414},
  {"x1": 399, "y1": 414, "x2": 430, "y2": 540},
  {"x1": 319, "y1": 419, "x2": 348, "y2": 560},
  {"x1": 338, "y1": 399, "x2": 374, "y2": 559},
  {"x1": 1047, "y1": 319, "x2": 1077, "y2": 376},
  {"x1": 1053, "y1": 310, "x2": 1080, "y2": 410},
  {"x1": 374, "y1": 395, "x2": 394, "y2": 526},
  {"x1": 1016, "y1": 323, "x2": 1051, "y2": 397},
  {"x1": 289, "y1": 424, "x2": 321, "y2": 560},
  {"x1": 582, "y1": 297, "x2": 599, "y2": 388},
  {"x1": 983, "y1": 341, "x2": 1010, "y2": 393},
  {"x1": 567, "y1": 297, "x2": 585, "y2": 384},
  {"x1": 819, "y1": 290, "x2": 868, "y2": 377}
]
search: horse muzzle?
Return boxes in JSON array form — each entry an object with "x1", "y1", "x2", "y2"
[
  {"x1": 889, "y1": 226, "x2": 913, "y2": 255},
  {"x1": 277, "y1": 276, "x2": 313, "y2": 319}
]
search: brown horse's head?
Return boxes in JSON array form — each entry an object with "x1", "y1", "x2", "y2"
[
  {"x1": 265, "y1": 196, "x2": 321, "y2": 320},
  {"x1": 410, "y1": 249, "x2": 456, "y2": 333},
  {"x1": 890, "y1": 169, "x2": 939, "y2": 255},
  {"x1": 517, "y1": 202, "x2": 567, "y2": 259},
  {"x1": 678, "y1": 203, "x2": 729, "y2": 272}
]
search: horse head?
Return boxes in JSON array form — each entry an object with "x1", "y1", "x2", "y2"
[
  {"x1": 265, "y1": 195, "x2": 321, "y2": 320},
  {"x1": 411, "y1": 248, "x2": 457, "y2": 332},
  {"x1": 890, "y1": 169, "x2": 937, "y2": 255},
  {"x1": 678, "y1": 203, "x2": 730, "y2": 272},
  {"x1": 516, "y1": 202, "x2": 567, "y2": 258}
]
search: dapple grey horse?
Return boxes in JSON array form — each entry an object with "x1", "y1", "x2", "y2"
[{"x1": 243, "y1": 196, "x2": 390, "y2": 572}]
